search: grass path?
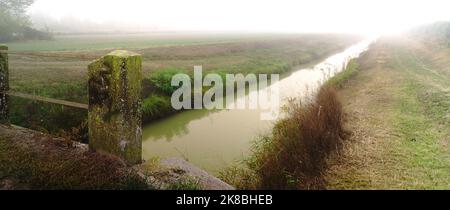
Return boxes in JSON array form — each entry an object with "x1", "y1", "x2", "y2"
[{"x1": 325, "y1": 38, "x2": 450, "y2": 189}]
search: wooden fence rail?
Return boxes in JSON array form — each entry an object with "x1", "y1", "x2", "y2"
[{"x1": 1, "y1": 90, "x2": 88, "y2": 109}]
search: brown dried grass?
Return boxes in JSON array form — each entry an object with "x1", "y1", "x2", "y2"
[{"x1": 248, "y1": 85, "x2": 348, "y2": 189}]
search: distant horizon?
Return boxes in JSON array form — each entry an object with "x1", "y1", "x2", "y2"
[
  {"x1": 29, "y1": 20, "x2": 447, "y2": 38},
  {"x1": 28, "y1": 0, "x2": 450, "y2": 36},
  {"x1": 45, "y1": 30, "x2": 373, "y2": 36}
]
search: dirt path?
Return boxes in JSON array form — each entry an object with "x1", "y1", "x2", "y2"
[{"x1": 325, "y1": 38, "x2": 450, "y2": 189}]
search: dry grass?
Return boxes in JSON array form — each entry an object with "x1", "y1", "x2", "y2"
[
  {"x1": 222, "y1": 85, "x2": 348, "y2": 190},
  {"x1": 254, "y1": 86, "x2": 347, "y2": 189}
]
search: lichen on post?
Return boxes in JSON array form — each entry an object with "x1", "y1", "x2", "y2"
[
  {"x1": 0, "y1": 45, "x2": 9, "y2": 124},
  {"x1": 88, "y1": 50, "x2": 142, "y2": 164}
]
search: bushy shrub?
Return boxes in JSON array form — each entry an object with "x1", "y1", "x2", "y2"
[
  {"x1": 142, "y1": 95, "x2": 175, "y2": 122},
  {"x1": 238, "y1": 86, "x2": 347, "y2": 189},
  {"x1": 146, "y1": 68, "x2": 188, "y2": 96}
]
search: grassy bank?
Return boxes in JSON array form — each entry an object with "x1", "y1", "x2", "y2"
[
  {"x1": 325, "y1": 37, "x2": 450, "y2": 189},
  {"x1": 326, "y1": 59, "x2": 359, "y2": 88}
]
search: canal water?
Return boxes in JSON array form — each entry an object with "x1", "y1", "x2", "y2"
[{"x1": 142, "y1": 39, "x2": 374, "y2": 175}]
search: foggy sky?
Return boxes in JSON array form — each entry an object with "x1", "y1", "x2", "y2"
[{"x1": 28, "y1": 0, "x2": 450, "y2": 35}]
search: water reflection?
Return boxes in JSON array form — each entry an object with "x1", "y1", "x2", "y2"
[{"x1": 142, "y1": 109, "x2": 213, "y2": 142}]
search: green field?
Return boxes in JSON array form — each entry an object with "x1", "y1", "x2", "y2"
[{"x1": 7, "y1": 33, "x2": 276, "y2": 51}]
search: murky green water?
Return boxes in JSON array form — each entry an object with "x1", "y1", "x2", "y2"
[{"x1": 142, "y1": 40, "x2": 373, "y2": 175}]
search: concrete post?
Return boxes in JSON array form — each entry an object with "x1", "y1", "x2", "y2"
[
  {"x1": 0, "y1": 45, "x2": 9, "y2": 124},
  {"x1": 88, "y1": 50, "x2": 142, "y2": 164}
]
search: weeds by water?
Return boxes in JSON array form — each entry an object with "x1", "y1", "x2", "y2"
[
  {"x1": 142, "y1": 95, "x2": 176, "y2": 123},
  {"x1": 222, "y1": 85, "x2": 348, "y2": 189},
  {"x1": 326, "y1": 59, "x2": 359, "y2": 88},
  {"x1": 167, "y1": 176, "x2": 203, "y2": 190}
]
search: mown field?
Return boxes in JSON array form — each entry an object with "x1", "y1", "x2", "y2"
[
  {"x1": 6, "y1": 33, "x2": 361, "y2": 135},
  {"x1": 325, "y1": 37, "x2": 450, "y2": 189},
  {"x1": 7, "y1": 32, "x2": 280, "y2": 51}
]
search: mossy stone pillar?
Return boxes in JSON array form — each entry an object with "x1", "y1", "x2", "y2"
[
  {"x1": 0, "y1": 45, "x2": 9, "y2": 124},
  {"x1": 88, "y1": 50, "x2": 142, "y2": 164}
]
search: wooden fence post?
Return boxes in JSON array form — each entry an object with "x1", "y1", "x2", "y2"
[
  {"x1": 0, "y1": 45, "x2": 9, "y2": 124},
  {"x1": 88, "y1": 50, "x2": 142, "y2": 164}
]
